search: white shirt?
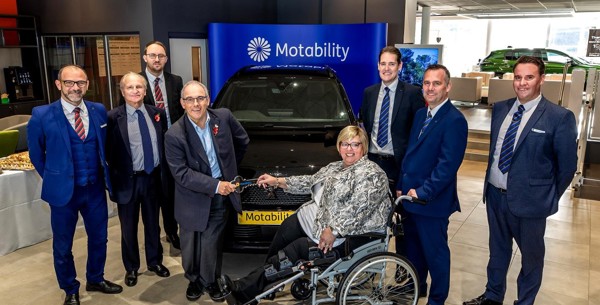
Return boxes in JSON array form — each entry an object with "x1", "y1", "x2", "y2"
[
  {"x1": 61, "y1": 99, "x2": 89, "y2": 138},
  {"x1": 369, "y1": 77, "x2": 399, "y2": 156},
  {"x1": 488, "y1": 95, "x2": 541, "y2": 189}
]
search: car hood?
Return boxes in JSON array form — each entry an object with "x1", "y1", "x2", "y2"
[{"x1": 238, "y1": 129, "x2": 342, "y2": 178}]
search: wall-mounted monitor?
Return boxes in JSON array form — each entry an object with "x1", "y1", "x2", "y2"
[{"x1": 394, "y1": 44, "x2": 443, "y2": 86}]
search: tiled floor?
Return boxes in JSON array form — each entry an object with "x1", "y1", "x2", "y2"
[{"x1": 2, "y1": 106, "x2": 599, "y2": 305}]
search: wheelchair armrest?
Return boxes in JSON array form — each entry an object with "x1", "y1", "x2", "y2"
[{"x1": 344, "y1": 232, "x2": 387, "y2": 240}]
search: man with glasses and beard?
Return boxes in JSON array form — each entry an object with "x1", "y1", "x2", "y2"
[{"x1": 28, "y1": 65, "x2": 123, "y2": 305}]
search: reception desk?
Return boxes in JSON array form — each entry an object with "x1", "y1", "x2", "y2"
[{"x1": 0, "y1": 169, "x2": 50, "y2": 256}]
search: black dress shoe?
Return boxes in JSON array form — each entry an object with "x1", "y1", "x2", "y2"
[
  {"x1": 166, "y1": 234, "x2": 181, "y2": 250},
  {"x1": 85, "y1": 280, "x2": 123, "y2": 294},
  {"x1": 207, "y1": 275, "x2": 236, "y2": 303},
  {"x1": 63, "y1": 293, "x2": 80, "y2": 305},
  {"x1": 125, "y1": 270, "x2": 138, "y2": 287},
  {"x1": 147, "y1": 264, "x2": 170, "y2": 277},
  {"x1": 186, "y1": 281, "x2": 203, "y2": 301},
  {"x1": 463, "y1": 294, "x2": 503, "y2": 305}
]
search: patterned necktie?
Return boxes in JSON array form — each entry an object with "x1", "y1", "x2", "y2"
[
  {"x1": 136, "y1": 110, "x2": 155, "y2": 174},
  {"x1": 419, "y1": 111, "x2": 432, "y2": 138},
  {"x1": 154, "y1": 78, "x2": 164, "y2": 109},
  {"x1": 376, "y1": 87, "x2": 390, "y2": 147},
  {"x1": 73, "y1": 107, "x2": 85, "y2": 140},
  {"x1": 498, "y1": 105, "x2": 525, "y2": 174}
]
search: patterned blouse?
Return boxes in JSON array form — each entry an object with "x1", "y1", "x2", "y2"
[{"x1": 285, "y1": 155, "x2": 391, "y2": 239}]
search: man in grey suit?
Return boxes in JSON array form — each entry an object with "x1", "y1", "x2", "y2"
[
  {"x1": 165, "y1": 81, "x2": 249, "y2": 302},
  {"x1": 463, "y1": 56, "x2": 577, "y2": 305}
]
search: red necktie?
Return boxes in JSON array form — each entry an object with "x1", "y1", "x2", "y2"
[
  {"x1": 74, "y1": 107, "x2": 85, "y2": 140},
  {"x1": 154, "y1": 78, "x2": 164, "y2": 109}
]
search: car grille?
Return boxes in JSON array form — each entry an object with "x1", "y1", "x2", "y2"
[{"x1": 241, "y1": 185, "x2": 311, "y2": 207}]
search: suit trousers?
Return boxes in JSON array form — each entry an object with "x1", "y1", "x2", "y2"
[
  {"x1": 116, "y1": 170, "x2": 163, "y2": 272},
  {"x1": 180, "y1": 194, "x2": 229, "y2": 286},
  {"x1": 403, "y1": 212, "x2": 450, "y2": 305},
  {"x1": 485, "y1": 184, "x2": 547, "y2": 305},
  {"x1": 158, "y1": 173, "x2": 178, "y2": 237},
  {"x1": 49, "y1": 180, "x2": 108, "y2": 295}
]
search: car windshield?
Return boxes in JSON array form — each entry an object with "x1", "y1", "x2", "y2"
[{"x1": 216, "y1": 77, "x2": 351, "y2": 126}]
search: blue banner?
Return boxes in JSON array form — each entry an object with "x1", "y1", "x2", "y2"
[{"x1": 208, "y1": 23, "x2": 387, "y2": 113}]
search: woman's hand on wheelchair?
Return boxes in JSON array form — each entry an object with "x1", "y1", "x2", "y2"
[{"x1": 319, "y1": 227, "x2": 336, "y2": 254}]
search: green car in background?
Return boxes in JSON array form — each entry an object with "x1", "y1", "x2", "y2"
[{"x1": 479, "y1": 48, "x2": 600, "y2": 77}]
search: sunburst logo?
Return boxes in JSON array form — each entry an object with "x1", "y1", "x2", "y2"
[{"x1": 247, "y1": 37, "x2": 271, "y2": 62}]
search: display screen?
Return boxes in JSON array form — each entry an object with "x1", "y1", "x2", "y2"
[{"x1": 395, "y1": 44, "x2": 443, "y2": 86}]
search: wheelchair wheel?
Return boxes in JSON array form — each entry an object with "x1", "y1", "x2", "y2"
[
  {"x1": 291, "y1": 278, "x2": 312, "y2": 300},
  {"x1": 335, "y1": 252, "x2": 419, "y2": 305}
]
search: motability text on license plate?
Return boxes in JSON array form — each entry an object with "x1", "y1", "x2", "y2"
[{"x1": 238, "y1": 210, "x2": 295, "y2": 225}]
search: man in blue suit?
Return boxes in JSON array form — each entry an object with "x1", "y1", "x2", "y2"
[
  {"x1": 398, "y1": 64, "x2": 468, "y2": 305},
  {"x1": 463, "y1": 57, "x2": 577, "y2": 305},
  {"x1": 28, "y1": 65, "x2": 122, "y2": 305}
]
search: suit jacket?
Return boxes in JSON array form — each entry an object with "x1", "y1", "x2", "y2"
[
  {"x1": 164, "y1": 108, "x2": 249, "y2": 232},
  {"x1": 27, "y1": 100, "x2": 112, "y2": 207},
  {"x1": 119, "y1": 71, "x2": 184, "y2": 124},
  {"x1": 398, "y1": 101, "x2": 468, "y2": 218},
  {"x1": 484, "y1": 97, "x2": 577, "y2": 217},
  {"x1": 106, "y1": 104, "x2": 168, "y2": 204},
  {"x1": 360, "y1": 81, "x2": 425, "y2": 170}
]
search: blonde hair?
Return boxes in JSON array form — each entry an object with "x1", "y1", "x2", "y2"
[
  {"x1": 119, "y1": 72, "x2": 147, "y2": 90},
  {"x1": 337, "y1": 125, "x2": 368, "y2": 156}
]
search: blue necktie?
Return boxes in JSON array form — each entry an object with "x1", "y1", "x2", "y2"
[
  {"x1": 376, "y1": 87, "x2": 390, "y2": 147},
  {"x1": 136, "y1": 110, "x2": 155, "y2": 174},
  {"x1": 419, "y1": 111, "x2": 432, "y2": 138},
  {"x1": 498, "y1": 105, "x2": 525, "y2": 174}
]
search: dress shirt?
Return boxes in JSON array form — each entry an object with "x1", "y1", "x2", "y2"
[
  {"x1": 488, "y1": 94, "x2": 541, "y2": 190},
  {"x1": 188, "y1": 114, "x2": 222, "y2": 193},
  {"x1": 428, "y1": 98, "x2": 449, "y2": 118},
  {"x1": 369, "y1": 77, "x2": 398, "y2": 155},
  {"x1": 145, "y1": 69, "x2": 172, "y2": 127},
  {"x1": 61, "y1": 99, "x2": 89, "y2": 138},
  {"x1": 125, "y1": 104, "x2": 160, "y2": 171}
]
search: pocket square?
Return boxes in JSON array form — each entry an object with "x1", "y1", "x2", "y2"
[
  {"x1": 100, "y1": 123, "x2": 107, "y2": 128},
  {"x1": 531, "y1": 128, "x2": 545, "y2": 134}
]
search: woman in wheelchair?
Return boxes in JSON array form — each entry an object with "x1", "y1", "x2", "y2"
[{"x1": 219, "y1": 125, "x2": 391, "y2": 304}]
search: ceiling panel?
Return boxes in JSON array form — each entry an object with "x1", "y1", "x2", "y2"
[{"x1": 418, "y1": 0, "x2": 600, "y2": 15}]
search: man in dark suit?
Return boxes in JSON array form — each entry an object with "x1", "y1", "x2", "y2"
[
  {"x1": 360, "y1": 46, "x2": 424, "y2": 255},
  {"x1": 398, "y1": 64, "x2": 468, "y2": 305},
  {"x1": 463, "y1": 57, "x2": 577, "y2": 305},
  {"x1": 141, "y1": 40, "x2": 184, "y2": 249},
  {"x1": 165, "y1": 81, "x2": 249, "y2": 301},
  {"x1": 360, "y1": 46, "x2": 424, "y2": 186},
  {"x1": 27, "y1": 65, "x2": 123, "y2": 305},
  {"x1": 106, "y1": 72, "x2": 171, "y2": 287}
]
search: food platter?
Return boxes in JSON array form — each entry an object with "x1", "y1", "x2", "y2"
[{"x1": 0, "y1": 151, "x2": 35, "y2": 171}]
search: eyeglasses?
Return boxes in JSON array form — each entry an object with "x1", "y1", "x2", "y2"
[
  {"x1": 340, "y1": 142, "x2": 362, "y2": 149},
  {"x1": 146, "y1": 53, "x2": 167, "y2": 60},
  {"x1": 62, "y1": 80, "x2": 88, "y2": 87},
  {"x1": 183, "y1": 96, "x2": 208, "y2": 104}
]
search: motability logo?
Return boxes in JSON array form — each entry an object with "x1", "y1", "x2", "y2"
[
  {"x1": 247, "y1": 37, "x2": 350, "y2": 62},
  {"x1": 247, "y1": 37, "x2": 271, "y2": 62}
]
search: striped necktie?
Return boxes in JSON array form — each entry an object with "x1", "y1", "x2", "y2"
[
  {"x1": 498, "y1": 105, "x2": 525, "y2": 174},
  {"x1": 376, "y1": 87, "x2": 390, "y2": 147},
  {"x1": 73, "y1": 107, "x2": 85, "y2": 140},
  {"x1": 154, "y1": 77, "x2": 164, "y2": 109},
  {"x1": 419, "y1": 111, "x2": 432, "y2": 138}
]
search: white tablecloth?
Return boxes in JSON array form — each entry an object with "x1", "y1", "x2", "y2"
[
  {"x1": 0, "y1": 170, "x2": 118, "y2": 256},
  {"x1": 0, "y1": 170, "x2": 49, "y2": 256}
]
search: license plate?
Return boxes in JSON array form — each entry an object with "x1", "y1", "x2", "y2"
[{"x1": 238, "y1": 210, "x2": 295, "y2": 225}]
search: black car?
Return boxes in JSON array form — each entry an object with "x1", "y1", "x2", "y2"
[{"x1": 211, "y1": 65, "x2": 356, "y2": 251}]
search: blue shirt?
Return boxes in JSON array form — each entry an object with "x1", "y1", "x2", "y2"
[{"x1": 188, "y1": 114, "x2": 222, "y2": 181}]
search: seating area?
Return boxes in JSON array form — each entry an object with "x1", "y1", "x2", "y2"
[{"x1": 0, "y1": 115, "x2": 31, "y2": 152}]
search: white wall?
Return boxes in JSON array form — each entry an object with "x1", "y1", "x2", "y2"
[
  {"x1": 0, "y1": 49, "x2": 22, "y2": 94},
  {"x1": 168, "y1": 38, "x2": 208, "y2": 87}
]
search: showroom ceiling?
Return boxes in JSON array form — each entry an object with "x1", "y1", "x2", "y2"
[{"x1": 417, "y1": 0, "x2": 600, "y2": 17}]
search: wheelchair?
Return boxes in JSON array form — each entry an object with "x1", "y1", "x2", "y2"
[{"x1": 232, "y1": 195, "x2": 423, "y2": 305}]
